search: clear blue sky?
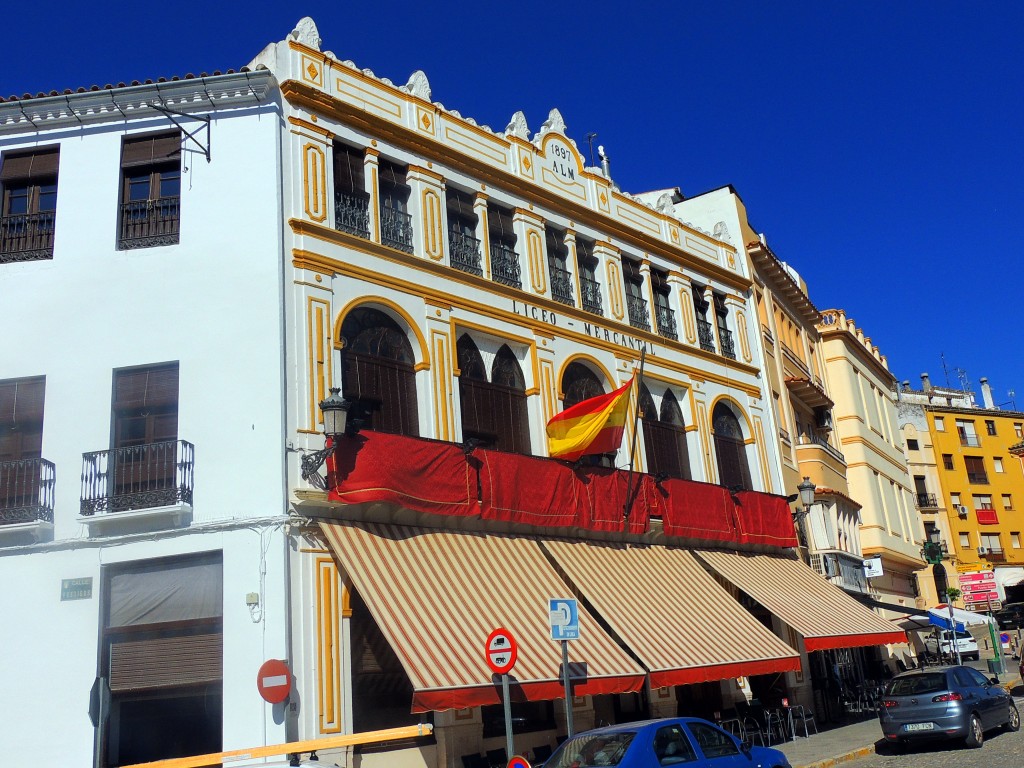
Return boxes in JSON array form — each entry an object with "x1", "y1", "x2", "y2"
[{"x1": 6, "y1": 3, "x2": 1022, "y2": 404}]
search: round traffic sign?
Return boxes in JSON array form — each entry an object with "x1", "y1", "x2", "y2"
[
  {"x1": 507, "y1": 757, "x2": 531, "y2": 768},
  {"x1": 1001, "y1": 633, "x2": 1010, "y2": 644},
  {"x1": 257, "y1": 659, "x2": 292, "y2": 703},
  {"x1": 485, "y1": 627, "x2": 518, "y2": 675}
]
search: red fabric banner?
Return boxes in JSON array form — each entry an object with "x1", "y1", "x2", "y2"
[
  {"x1": 658, "y1": 479, "x2": 738, "y2": 542},
  {"x1": 477, "y1": 449, "x2": 582, "y2": 527},
  {"x1": 579, "y1": 468, "x2": 652, "y2": 534},
  {"x1": 733, "y1": 491, "x2": 799, "y2": 548},
  {"x1": 976, "y1": 508, "x2": 999, "y2": 525},
  {"x1": 329, "y1": 431, "x2": 479, "y2": 517}
]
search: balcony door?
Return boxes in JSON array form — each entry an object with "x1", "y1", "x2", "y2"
[
  {"x1": 713, "y1": 402, "x2": 752, "y2": 491},
  {"x1": 111, "y1": 363, "x2": 179, "y2": 505},
  {"x1": 0, "y1": 376, "x2": 44, "y2": 511},
  {"x1": 457, "y1": 336, "x2": 530, "y2": 453},
  {"x1": 640, "y1": 384, "x2": 691, "y2": 480}
]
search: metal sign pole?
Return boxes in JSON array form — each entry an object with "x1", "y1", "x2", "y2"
[
  {"x1": 986, "y1": 596, "x2": 1003, "y2": 676},
  {"x1": 561, "y1": 639, "x2": 575, "y2": 738},
  {"x1": 502, "y1": 673, "x2": 514, "y2": 760},
  {"x1": 948, "y1": 602, "x2": 962, "y2": 666}
]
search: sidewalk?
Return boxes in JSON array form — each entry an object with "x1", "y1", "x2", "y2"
[{"x1": 775, "y1": 672, "x2": 1022, "y2": 768}]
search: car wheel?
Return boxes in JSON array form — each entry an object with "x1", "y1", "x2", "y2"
[
  {"x1": 1006, "y1": 702, "x2": 1021, "y2": 733},
  {"x1": 965, "y1": 714, "x2": 984, "y2": 748}
]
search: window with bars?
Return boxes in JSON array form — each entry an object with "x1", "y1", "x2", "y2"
[
  {"x1": 651, "y1": 269, "x2": 677, "y2": 340},
  {"x1": 333, "y1": 142, "x2": 369, "y2": 238},
  {"x1": 714, "y1": 292, "x2": 736, "y2": 359},
  {"x1": 0, "y1": 376, "x2": 46, "y2": 517},
  {"x1": 100, "y1": 552, "x2": 223, "y2": 767},
  {"x1": 378, "y1": 160, "x2": 413, "y2": 253},
  {"x1": 340, "y1": 308, "x2": 419, "y2": 437},
  {"x1": 1, "y1": 147, "x2": 59, "y2": 262},
  {"x1": 110, "y1": 363, "x2": 180, "y2": 501},
  {"x1": 487, "y1": 203, "x2": 520, "y2": 288},
  {"x1": 118, "y1": 132, "x2": 181, "y2": 250},
  {"x1": 964, "y1": 455, "x2": 988, "y2": 484},
  {"x1": 692, "y1": 283, "x2": 715, "y2": 352},
  {"x1": 575, "y1": 237, "x2": 602, "y2": 315},
  {"x1": 546, "y1": 226, "x2": 573, "y2": 305},
  {"x1": 446, "y1": 188, "x2": 481, "y2": 276},
  {"x1": 622, "y1": 257, "x2": 650, "y2": 330}
]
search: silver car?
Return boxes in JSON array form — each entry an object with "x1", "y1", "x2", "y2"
[{"x1": 878, "y1": 665, "x2": 1019, "y2": 748}]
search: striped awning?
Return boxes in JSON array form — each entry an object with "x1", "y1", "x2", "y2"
[
  {"x1": 694, "y1": 550, "x2": 909, "y2": 651},
  {"x1": 542, "y1": 540, "x2": 801, "y2": 688},
  {"x1": 319, "y1": 521, "x2": 646, "y2": 713}
]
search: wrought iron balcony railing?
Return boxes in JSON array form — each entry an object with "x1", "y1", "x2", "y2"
[
  {"x1": 0, "y1": 458, "x2": 55, "y2": 525},
  {"x1": 796, "y1": 432, "x2": 847, "y2": 463},
  {"x1": 654, "y1": 304, "x2": 677, "y2": 340},
  {"x1": 550, "y1": 265, "x2": 574, "y2": 305},
  {"x1": 696, "y1": 318, "x2": 716, "y2": 352},
  {"x1": 719, "y1": 328, "x2": 737, "y2": 359},
  {"x1": 915, "y1": 492, "x2": 939, "y2": 509},
  {"x1": 490, "y1": 242, "x2": 521, "y2": 288},
  {"x1": 334, "y1": 190, "x2": 370, "y2": 239},
  {"x1": 380, "y1": 205, "x2": 413, "y2": 253},
  {"x1": 80, "y1": 440, "x2": 194, "y2": 515},
  {"x1": 967, "y1": 472, "x2": 989, "y2": 485},
  {"x1": 626, "y1": 294, "x2": 650, "y2": 331},
  {"x1": 981, "y1": 547, "x2": 1006, "y2": 561},
  {"x1": 0, "y1": 211, "x2": 55, "y2": 262},
  {"x1": 118, "y1": 197, "x2": 180, "y2": 249},
  {"x1": 449, "y1": 228, "x2": 483, "y2": 276},
  {"x1": 579, "y1": 275, "x2": 603, "y2": 315}
]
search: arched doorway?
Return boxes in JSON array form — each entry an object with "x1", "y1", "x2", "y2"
[{"x1": 712, "y1": 402, "x2": 752, "y2": 490}]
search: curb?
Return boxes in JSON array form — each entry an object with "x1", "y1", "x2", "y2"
[{"x1": 794, "y1": 745, "x2": 876, "y2": 768}]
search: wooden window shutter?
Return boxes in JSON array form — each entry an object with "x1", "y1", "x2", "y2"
[
  {"x1": 334, "y1": 143, "x2": 365, "y2": 193},
  {"x1": 0, "y1": 148, "x2": 59, "y2": 182},
  {"x1": 121, "y1": 132, "x2": 182, "y2": 168},
  {"x1": 113, "y1": 363, "x2": 179, "y2": 411},
  {"x1": 108, "y1": 632, "x2": 222, "y2": 692},
  {"x1": 0, "y1": 377, "x2": 45, "y2": 426}
]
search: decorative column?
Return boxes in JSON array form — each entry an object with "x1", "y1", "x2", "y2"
[{"x1": 407, "y1": 164, "x2": 445, "y2": 263}]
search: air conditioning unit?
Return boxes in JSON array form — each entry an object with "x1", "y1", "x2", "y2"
[
  {"x1": 977, "y1": 546, "x2": 989, "y2": 556},
  {"x1": 815, "y1": 408, "x2": 833, "y2": 430},
  {"x1": 957, "y1": 505, "x2": 969, "y2": 518}
]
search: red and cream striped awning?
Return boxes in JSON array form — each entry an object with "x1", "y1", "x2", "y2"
[
  {"x1": 541, "y1": 540, "x2": 801, "y2": 688},
  {"x1": 694, "y1": 550, "x2": 909, "y2": 652},
  {"x1": 319, "y1": 521, "x2": 646, "y2": 713}
]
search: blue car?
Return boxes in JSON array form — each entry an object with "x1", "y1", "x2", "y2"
[{"x1": 540, "y1": 717, "x2": 791, "y2": 768}]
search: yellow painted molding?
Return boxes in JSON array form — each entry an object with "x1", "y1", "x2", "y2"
[{"x1": 333, "y1": 294, "x2": 431, "y2": 370}]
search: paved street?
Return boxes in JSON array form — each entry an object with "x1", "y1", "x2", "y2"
[{"x1": 828, "y1": 694, "x2": 1024, "y2": 768}]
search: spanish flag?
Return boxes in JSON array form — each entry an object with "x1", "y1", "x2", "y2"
[{"x1": 546, "y1": 377, "x2": 634, "y2": 461}]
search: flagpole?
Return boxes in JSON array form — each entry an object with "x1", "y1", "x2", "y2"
[{"x1": 623, "y1": 347, "x2": 647, "y2": 521}]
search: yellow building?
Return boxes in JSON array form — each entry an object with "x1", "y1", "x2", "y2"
[{"x1": 923, "y1": 378, "x2": 1024, "y2": 608}]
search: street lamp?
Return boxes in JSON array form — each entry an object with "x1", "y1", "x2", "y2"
[
  {"x1": 300, "y1": 387, "x2": 353, "y2": 490},
  {"x1": 793, "y1": 476, "x2": 816, "y2": 521}
]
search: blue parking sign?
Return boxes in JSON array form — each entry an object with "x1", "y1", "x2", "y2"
[{"x1": 549, "y1": 598, "x2": 580, "y2": 640}]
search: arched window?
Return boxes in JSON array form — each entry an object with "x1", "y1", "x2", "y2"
[
  {"x1": 341, "y1": 307, "x2": 419, "y2": 436},
  {"x1": 641, "y1": 385, "x2": 691, "y2": 480},
  {"x1": 713, "y1": 402, "x2": 752, "y2": 491},
  {"x1": 561, "y1": 362, "x2": 604, "y2": 410},
  {"x1": 457, "y1": 337, "x2": 530, "y2": 453}
]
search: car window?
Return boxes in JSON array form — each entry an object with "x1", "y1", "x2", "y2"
[
  {"x1": 885, "y1": 672, "x2": 948, "y2": 696},
  {"x1": 952, "y1": 668, "x2": 976, "y2": 688},
  {"x1": 686, "y1": 722, "x2": 739, "y2": 759},
  {"x1": 547, "y1": 732, "x2": 636, "y2": 767},
  {"x1": 653, "y1": 724, "x2": 697, "y2": 765},
  {"x1": 965, "y1": 667, "x2": 991, "y2": 686}
]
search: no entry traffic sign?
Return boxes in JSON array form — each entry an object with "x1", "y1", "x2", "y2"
[
  {"x1": 257, "y1": 658, "x2": 292, "y2": 703},
  {"x1": 485, "y1": 627, "x2": 518, "y2": 675}
]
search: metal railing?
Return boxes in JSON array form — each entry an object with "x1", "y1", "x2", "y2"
[
  {"x1": 80, "y1": 440, "x2": 194, "y2": 515},
  {"x1": 719, "y1": 328, "x2": 737, "y2": 359},
  {"x1": 655, "y1": 304, "x2": 677, "y2": 340},
  {"x1": 380, "y1": 206, "x2": 413, "y2": 253},
  {"x1": 579, "y1": 275, "x2": 603, "y2": 315},
  {"x1": 490, "y1": 242, "x2": 521, "y2": 288},
  {"x1": 960, "y1": 435, "x2": 981, "y2": 447},
  {"x1": 796, "y1": 432, "x2": 846, "y2": 462},
  {"x1": 696, "y1": 318, "x2": 716, "y2": 352},
  {"x1": 334, "y1": 190, "x2": 370, "y2": 239},
  {"x1": 981, "y1": 547, "x2": 1006, "y2": 561},
  {"x1": 967, "y1": 472, "x2": 989, "y2": 485},
  {"x1": 118, "y1": 197, "x2": 180, "y2": 249},
  {"x1": 0, "y1": 458, "x2": 55, "y2": 524},
  {"x1": 0, "y1": 211, "x2": 55, "y2": 262},
  {"x1": 448, "y1": 229, "x2": 482, "y2": 276},
  {"x1": 915, "y1": 492, "x2": 938, "y2": 508},
  {"x1": 550, "y1": 265, "x2": 574, "y2": 305},
  {"x1": 626, "y1": 294, "x2": 650, "y2": 331}
]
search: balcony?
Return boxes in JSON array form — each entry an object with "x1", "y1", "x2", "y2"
[
  {"x1": 1, "y1": 211, "x2": 55, "y2": 263},
  {"x1": 0, "y1": 458, "x2": 55, "y2": 526},
  {"x1": 960, "y1": 435, "x2": 981, "y2": 448},
  {"x1": 980, "y1": 547, "x2": 1006, "y2": 562},
  {"x1": 334, "y1": 190, "x2": 370, "y2": 239},
  {"x1": 915, "y1": 492, "x2": 939, "y2": 509},
  {"x1": 626, "y1": 294, "x2": 650, "y2": 331},
  {"x1": 696, "y1": 318, "x2": 716, "y2": 352},
  {"x1": 967, "y1": 472, "x2": 989, "y2": 485},
  {"x1": 118, "y1": 197, "x2": 180, "y2": 249},
  {"x1": 380, "y1": 205, "x2": 413, "y2": 253},
  {"x1": 550, "y1": 265, "x2": 574, "y2": 305},
  {"x1": 489, "y1": 242, "x2": 521, "y2": 288},
  {"x1": 579, "y1": 275, "x2": 603, "y2": 315},
  {"x1": 80, "y1": 440, "x2": 194, "y2": 529},
  {"x1": 654, "y1": 304, "x2": 677, "y2": 340},
  {"x1": 719, "y1": 328, "x2": 736, "y2": 360},
  {"x1": 795, "y1": 434, "x2": 847, "y2": 489},
  {"x1": 448, "y1": 228, "x2": 483, "y2": 276}
]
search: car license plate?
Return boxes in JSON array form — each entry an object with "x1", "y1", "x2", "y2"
[{"x1": 904, "y1": 723, "x2": 934, "y2": 732}]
